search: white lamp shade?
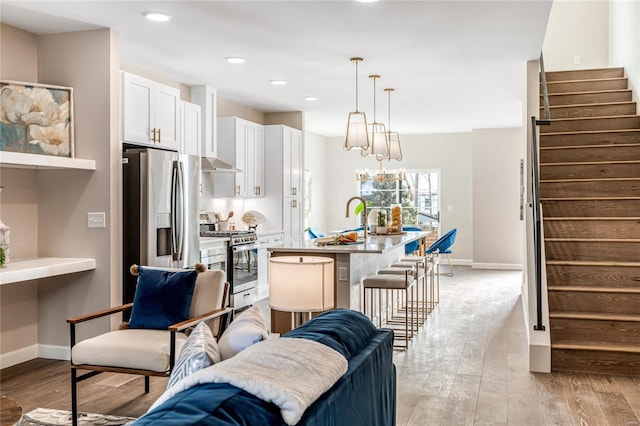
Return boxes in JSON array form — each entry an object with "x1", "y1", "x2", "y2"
[
  {"x1": 269, "y1": 256, "x2": 335, "y2": 312},
  {"x1": 387, "y1": 131, "x2": 402, "y2": 161},
  {"x1": 344, "y1": 112, "x2": 369, "y2": 150},
  {"x1": 370, "y1": 122, "x2": 388, "y2": 157}
]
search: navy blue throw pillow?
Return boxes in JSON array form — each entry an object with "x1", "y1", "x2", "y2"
[{"x1": 129, "y1": 267, "x2": 198, "y2": 330}]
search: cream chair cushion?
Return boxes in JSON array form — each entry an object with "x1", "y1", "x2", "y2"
[
  {"x1": 191, "y1": 269, "x2": 227, "y2": 338},
  {"x1": 72, "y1": 329, "x2": 188, "y2": 373}
]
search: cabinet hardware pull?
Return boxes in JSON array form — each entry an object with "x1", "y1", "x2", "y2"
[
  {"x1": 157, "y1": 128, "x2": 161, "y2": 143},
  {"x1": 292, "y1": 200, "x2": 297, "y2": 208},
  {"x1": 151, "y1": 128, "x2": 156, "y2": 142},
  {"x1": 236, "y1": 185, "x2": 240, "y2": 195}
]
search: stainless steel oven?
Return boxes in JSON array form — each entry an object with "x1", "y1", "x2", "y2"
[{"x1": 200, "y1": 229, "x2": 258, "y2": 313}]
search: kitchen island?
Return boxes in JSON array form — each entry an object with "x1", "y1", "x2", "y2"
[{"x1": 268, "y1": 231, "x2": 430, "y2": 333}]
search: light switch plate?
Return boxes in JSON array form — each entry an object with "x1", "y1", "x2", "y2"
[{"x1": 88, "y1": 212, "x2": 106, "y2": 228}]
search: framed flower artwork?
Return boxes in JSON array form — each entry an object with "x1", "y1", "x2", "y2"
[{"x1": 0, "y1": 80, "x2": 74, "y2": 158}]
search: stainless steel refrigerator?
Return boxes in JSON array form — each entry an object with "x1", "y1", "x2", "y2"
[{"x1": 122, "y1": 146, "x2": 200, "y2": 305}]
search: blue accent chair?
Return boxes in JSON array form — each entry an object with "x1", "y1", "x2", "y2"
[
  {"x1": 403, "y1": 226, "x2": 423, "y2": 255},
  {"x1": 425, "y1": 228, "x2": 457, "y2": 276},
  {"x1": 305, "y1": 227, "x2": 326, "y2": 239}
]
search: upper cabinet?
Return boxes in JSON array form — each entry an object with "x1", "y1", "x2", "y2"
[
  {"x1": 281, "y1": 126, "x2": 303, "y2": 198},
  {"x1": 180, "y1": 101, "x2": 201, "y2": 156},
  {"x1": 246, "y1": 123, "x2": 265, "y2": 197},
  {"x1": 190, "y1": 85, "x2": 217, "y2": 159},
  {"x1": 121, "y1": 71, "x2": 180, "y2": 151},
  {"x1": 218, "y1": 117, "x2": 265, "y2": 198}
]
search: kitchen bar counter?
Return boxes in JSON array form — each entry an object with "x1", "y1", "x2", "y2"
[
  {"x1": 268, "y1": 231, "x2": 431, "y2": 334},
  {"x1": 268, "y1": 231, "x2": 428, "y2": 255}
]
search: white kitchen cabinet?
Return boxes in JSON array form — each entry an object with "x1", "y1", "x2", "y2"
[
  {"x1": 190, "y1": 85, "x2": 217, "y2": 159},
  {"x1": 282, "y1": 126, "x2": 302, "y2": 197},
  {"x1": 180, "y1": 101, "x2": 201, "y2": 156},
  {"x1": 217, "y1": 117, "x2": 265, "y2": 198},
  {"x1": 264, "y1": 125, "x2": 304, "y2": 245},
  {"x1": 257, "y1": 232, "x2": 284, "y2": 300},
  {"x1": 121, "y1": 71, "x2": 180, "y2": 151},
  {"x1": 246, "y1": 123, "x2": 265, "y2": 198}
]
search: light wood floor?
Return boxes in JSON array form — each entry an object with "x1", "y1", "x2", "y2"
[
  {"x1": 395, "y1": 267, "x2": 640, "y2": 426},
  {"x1": 2, "y1": 267, "x2": 640, "y2": 425}
]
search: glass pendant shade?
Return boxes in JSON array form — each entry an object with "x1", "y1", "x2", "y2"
[
  {"x1": 345, "y1": 111, "x2": 369, "y2": 150},
  {"x1": 344, "y1": 57, "x2": 370, "y2": 151}
]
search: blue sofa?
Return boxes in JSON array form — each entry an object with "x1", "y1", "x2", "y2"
[{"x1": 134, "y1": 309, "x2": 396, "y2": 425}]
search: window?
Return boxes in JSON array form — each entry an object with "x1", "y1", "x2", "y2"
[{"x1": 357, "y1": 170, "x2": 440, "y2": 227}]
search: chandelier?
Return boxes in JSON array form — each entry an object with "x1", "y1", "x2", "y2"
[
  {"x1": 344, "y1": 57, "x2": 369, "y2": 151},
  {"x1": 356, "y1": 165, "x2": 406, "y2": 183}
]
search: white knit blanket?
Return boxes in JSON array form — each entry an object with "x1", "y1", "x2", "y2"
[{"x1": 148, "y1": 337, "x2": 348, "y2": 425}]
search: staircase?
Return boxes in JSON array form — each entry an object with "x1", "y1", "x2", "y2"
[{"x1": 539, "y1": 67, "x2": 640, "y2": 375}]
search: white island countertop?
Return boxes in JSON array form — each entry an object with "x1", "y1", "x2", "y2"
[{"x1": 268, "y1": 231, "x2": 429, "y2": 254}]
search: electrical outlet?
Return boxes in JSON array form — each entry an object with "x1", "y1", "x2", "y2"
[
  {"x1": 338, "y1": 267, "x2": 348, "y2": 282},
  {"x1": 87, "y1": 212, "x2": 106, "y2": 228},
  {"x1": 574, "y1": 55, "x2": 581, "y2": 65}
]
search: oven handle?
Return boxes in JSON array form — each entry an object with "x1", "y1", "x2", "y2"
[{"x1": 232, "y1": 243, "x2": 259, "y2": 252}]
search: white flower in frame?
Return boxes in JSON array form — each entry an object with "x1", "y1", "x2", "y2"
[
  {"x1": 0, "y1": 85, "x2": 33, "y2": 124},
  {"x1": 28, "y1": 122, "x2": 70, "y2": 156},
  {"x1": 1, "y1": 85, "x2": 68, "y2": 126}
]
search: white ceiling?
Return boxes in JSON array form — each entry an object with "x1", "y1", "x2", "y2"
[{"x1": 1, "y1": 1, "x2": 552, "y2": 137}]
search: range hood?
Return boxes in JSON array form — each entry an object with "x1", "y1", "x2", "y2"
[{"x1": 201, "y1": 157, "x2": 242, "y2": 173}]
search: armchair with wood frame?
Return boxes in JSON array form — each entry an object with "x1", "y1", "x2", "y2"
[{"x1": 67, "y1": 264, "x2": 231, "y2": 426}]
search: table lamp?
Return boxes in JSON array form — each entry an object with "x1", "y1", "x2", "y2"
[{"x1": 269, "y1": 256, "x2": 335, "y2": 329}]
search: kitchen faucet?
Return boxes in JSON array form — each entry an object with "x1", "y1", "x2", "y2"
[{"x1": 345, "y1": 196, "x2": 368, "y2": 240}]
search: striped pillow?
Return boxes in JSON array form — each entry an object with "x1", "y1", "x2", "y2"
[{"x1": 167, "y1": 321, "x2": 220, "y2": 389}]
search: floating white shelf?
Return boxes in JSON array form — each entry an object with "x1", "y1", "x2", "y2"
[
  {"x1": 0, "y1": 152, "x2": 96, "y2": 170},
  {"x1": 0, "y1": 257, "x2": 97, "y2": 285}
]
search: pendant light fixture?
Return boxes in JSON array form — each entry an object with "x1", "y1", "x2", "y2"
[
  {"x1": 383, "y1": 88, "x2": 402, "y2": 161},
  {"x1": 361, "y1": 74, "x2": 389, "y2": 158},
  {"x1": 344, "y1": 57, "x2": 369, "y2": 151}
]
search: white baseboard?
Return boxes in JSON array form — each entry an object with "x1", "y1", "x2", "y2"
[
  {"x1": 0, "y1": 344, "x2": 70, "y2": 369},
  {"x1": 450, "y1": 258, "x2": 472, "y2": 266},
  {"x1": 0, "y1": 344, "x2": 38, "y2": 369},
  {"x1": 39, "y1": 344, "x2": 70, "y2": 361},
  {"x1": 472, "y1": 263, "x2": 523, "y2": 270}
]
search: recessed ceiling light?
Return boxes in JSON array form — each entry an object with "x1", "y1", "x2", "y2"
[
  {"x1": 143, "y1": 11, "x2": 171, "y2": 22},
  {"x1": 304, "y1": 96, "x2": 318, "y2": 101},
  {"x1": 356, "y1": 0, "x2": 379, "y2": 3},
  {"x1": 225, "y1": 57, "x2": 246, "y2": 64},
  {"x1": 270, "y1": 80, "x2": 287, "y2": 86}
]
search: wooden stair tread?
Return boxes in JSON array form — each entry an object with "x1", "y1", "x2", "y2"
[
  {"x1": 541, "y1": 143, "x2": 640, "y2": 151},
  {"x1": 541, "y1": 177, "x2": 640, "y2": 183},
  {"x1": 545, "y1": 77, "x2": 628, "y2": 85},
  {"x1": 545, "y1": 115, "x2": 640, "y2": 123},
  {"x1": 543, "y1": 101, "x2": 636, "y2": 109},
  {"x1": 550, "y1": 311, "x2": 640, "y2": 321},
  {"x1": 552, "y1": 340, "x2": 640, "y2": 354},
  {"x1": 545, "y1": 237, "x2": 640, "y2": 242},
  {"x1": 541, "y1": 160, "x2": 640, "y2": 166},
  {"x1": 544, "y1": 89, "x2": 631, "y2": 97},
  {"x1": 543, "y1": 216, "x2": 640, "y2": 220},
  {"x1": 548, "y1": 285, "x2": 640, "y2": 294},
  {"x1": 541, "y1": 196, "x2": 640, "y2": 201},
  {"x1": 546, "y1": 260, "x2": 640, "y2": 267},
  {"x1": 541, "y1": 128, "x2": 640, "y2": 136}
]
